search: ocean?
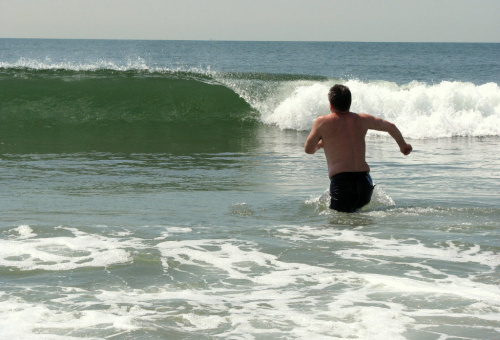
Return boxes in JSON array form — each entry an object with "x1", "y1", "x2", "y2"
[{"x1": 0, "y1": 39, "x2": 499, "y2": 339}]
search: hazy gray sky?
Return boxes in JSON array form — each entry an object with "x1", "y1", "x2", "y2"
[{"x1": 1, "y1": 0, "x2": 499, "y2": 42}]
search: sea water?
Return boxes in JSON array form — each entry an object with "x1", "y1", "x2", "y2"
[{"x1": 0, "y1": 39, "x2": 499, "y2": 339}]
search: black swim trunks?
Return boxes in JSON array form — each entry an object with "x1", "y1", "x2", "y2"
[{"x1": 330, "y1": 172, "x2": 374, "y2": 212}]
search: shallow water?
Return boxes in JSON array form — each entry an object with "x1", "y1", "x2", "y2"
[{"x1": 2, "y1": 131, "x2": 499, "y2": 339}]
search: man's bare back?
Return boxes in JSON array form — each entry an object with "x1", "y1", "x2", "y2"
[{"x1": 305, "y1": 110, "x2": 412, "y2": 178}]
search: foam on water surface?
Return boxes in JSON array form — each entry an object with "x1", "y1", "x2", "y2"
[
  {"x1": 1, "y1": 223, "x2": 498, "y2": 339},
  {"x1": 0, "y1": 226, "x2": 135, "y2": 271},
  {"x1": 238, "y1": 78, "x2": 500, "y2": 138}
]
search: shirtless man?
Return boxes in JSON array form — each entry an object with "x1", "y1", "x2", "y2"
[{"x1": 304, "y1": 84, "x2": 412, "y2": 212}]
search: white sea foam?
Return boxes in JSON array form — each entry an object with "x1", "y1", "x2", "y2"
[
  {"x1": 1, "y1": 227, "x2": 498, "y2": 339},
  {"x1": 260, "y1": 82, "x2": 331, "y2": 130},
  {"x1": 13, "y1": 224, "x2": 37, "y2": 239},
  {"x1": 0, "y1": 57, "x2": 214, "y2": 78},
  {"x1": 277, "y1": 225, "x2": 500, "y2": 272},
  {"x1": 238, "y1": 78, "x2": 500, "y2": 138},
  {"x1": 0, "y1": 225, "x2": 134, "y2": 270},
  {"x1": 0, "y1": 57, "x2": 151, "y2": 72},
  {"x1": 350, "y1": 80, "x2": 500, "y2": 139}
]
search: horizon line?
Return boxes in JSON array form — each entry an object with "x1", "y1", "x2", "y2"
[{"x1": 1, "y1": 37, "x2": 499, "y2": 44}]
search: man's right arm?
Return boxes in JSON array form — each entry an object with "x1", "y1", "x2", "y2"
[
  {"x1": 362, "y1": 114, "x2": 412, "y2": 155},
  {"x1": 304, "y1": 118, "x2": 324, "y2": 154}
]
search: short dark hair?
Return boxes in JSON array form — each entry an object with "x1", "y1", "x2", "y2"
[{"x1": 328, "y1": 84, "x2": 351, "y2": 112}]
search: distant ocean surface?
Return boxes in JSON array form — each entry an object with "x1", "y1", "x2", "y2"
[{"x1": 1, "y1": 39, "x2": 499, "y2": 339}]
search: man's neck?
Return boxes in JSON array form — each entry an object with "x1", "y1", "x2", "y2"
[{"x1": 331, "y1": 109, "x2": 350, "y2": 115}]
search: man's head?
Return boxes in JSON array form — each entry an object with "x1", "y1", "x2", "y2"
[{"x1": 328, "y1": 84, "x2": 351, "y2": 112}]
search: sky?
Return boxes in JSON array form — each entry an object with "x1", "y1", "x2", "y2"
[{"x1": 1, "y1": 0, "x2": 499, "y2": 42}]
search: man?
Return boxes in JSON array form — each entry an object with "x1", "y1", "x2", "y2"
[{"x1": 304, "y1": 84, "x2": 412, "y2": 212}]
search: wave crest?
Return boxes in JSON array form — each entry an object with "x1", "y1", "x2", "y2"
[
  {"x1": 1, "y1": 62, "x2": 499, "y2": 139},
  {"x1": 236, "y1": 78, "x2": 500, "y2": 138}
]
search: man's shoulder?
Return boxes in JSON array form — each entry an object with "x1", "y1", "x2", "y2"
[
  {"x1": 355, "y1": 112, "x2": 378, "y2": 123},
  {"x1": 313, "y1": 114, "x2": 332, "y2": 125},
  {"x1": 317, "y1": 113, "x2": 332, "y2": 120},
  {"x1": 353, "y1": 112, "x2": 372, "y2": 118}
]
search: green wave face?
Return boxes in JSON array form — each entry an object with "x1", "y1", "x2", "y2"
[
  {"x1": 0, "y1": 68, "x2": 260, "y2": 153},
  {"x1": 0, "y1": 68, "x2": 255, "y2": 124}
]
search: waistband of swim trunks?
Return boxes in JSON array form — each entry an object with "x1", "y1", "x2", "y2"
[{"x1": 330, "y1": 171, "x2": 370, "y2": 180}]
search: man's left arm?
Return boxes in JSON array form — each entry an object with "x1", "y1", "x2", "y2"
[{"x1": 362, "y1": 114, "x2": 412, "y2": 155}]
